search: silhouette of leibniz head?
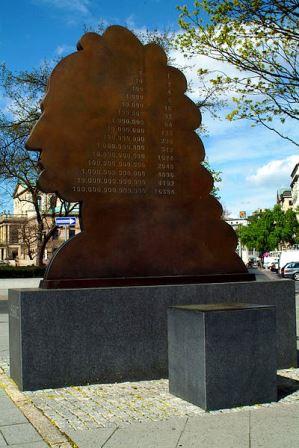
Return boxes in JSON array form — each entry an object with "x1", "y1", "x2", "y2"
[{"x1": 26, "y1": 25, "x2": 250, "y2": 288}]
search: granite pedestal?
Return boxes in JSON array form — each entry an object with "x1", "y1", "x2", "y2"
[
  {"x1": 168, "y1": 303, "x2": 277, "y2": 410},
  {"x1": 8, "y1": 279, "x2": 296, "y2": 391}
]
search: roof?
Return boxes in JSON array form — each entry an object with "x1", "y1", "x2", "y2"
[
  {"x1": 277, "y1": 187, "x2": 291, "y2": 199},
  {"x1": 291, "y1": 163, "x2": 299, "y2": 178}
]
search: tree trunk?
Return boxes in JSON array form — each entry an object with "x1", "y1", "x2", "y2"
[{"x1": 37, "y1": 225, "x2": 58, "y2": 267}]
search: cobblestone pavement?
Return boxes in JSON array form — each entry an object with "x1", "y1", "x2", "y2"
[
  {"x1": 0, "y1": 356, "x2": 298, "y2": 434},
  {"x1": 19, "y1": 367, "x2": 299, "y2": 433},
  {"x1": 1, "y1": 358, "x2": 299, "y2": 448}
]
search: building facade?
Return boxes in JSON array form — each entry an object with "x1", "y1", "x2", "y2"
[
  {"x1": 291, "y1": 163, "x2": 299, "y2": 214},
  {"x1": 225, "y1": 215, "x2": 259, "y2": 264},
  {"x1": 0, "y1": 185, "x2": 80, "y2": 266},
  {"x1": 277, "y1": 187, "x2": 293, "y2": 212}
]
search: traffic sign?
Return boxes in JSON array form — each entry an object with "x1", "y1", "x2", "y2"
[{"x1": 55, "y1": 217, "x2": 76, "y2": 226}]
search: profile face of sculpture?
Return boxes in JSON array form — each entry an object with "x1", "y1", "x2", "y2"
[
  {"x1": 26, "y1": 30, "x2": 143, "y2": 202},
  {"x1": 26, "y1": 26, "x2": 209, "y2": 204},
  {"x1": 25, "y1": 25, "x2": 251, "y2": 288}
]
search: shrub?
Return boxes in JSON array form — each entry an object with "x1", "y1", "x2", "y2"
[{"x1": 0, "y1": 265, "x2": 45, "y2": 278}]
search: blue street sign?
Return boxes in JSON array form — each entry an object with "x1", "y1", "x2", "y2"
[{"x1": 55, "y1": 217, "x2": 76, "y2": 226}]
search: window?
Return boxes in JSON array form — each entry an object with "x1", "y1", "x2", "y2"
[
  {"x1": 69, "y1": 226, "x2": 76, "y2": 239},
  {"x1": 8, "y1": 249, "x2": 18, "y2": 260},
  {"x1": 9, "y1": 227, "x2": 19, "y2": 244}
]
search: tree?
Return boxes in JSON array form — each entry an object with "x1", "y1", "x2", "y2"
[
  {"x1": 202, "y1": 159, "x2": 222, "y2": 198},
  {"x1": 237, "y1": 205, "x2": 299, "y2": 253},
  {"x1": 177, "y1": 0, "x2": 299, "y2": 146},
  {"x1": 0, "y1": 64, "x2": 78, "y2": 266}
]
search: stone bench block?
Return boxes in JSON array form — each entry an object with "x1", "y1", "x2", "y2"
[{"x1": 168, "y1": 303, "x2": 277, "y2": 411}]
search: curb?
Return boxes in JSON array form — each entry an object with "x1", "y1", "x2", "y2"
[{"x1": 0, "y1": 367, "x2": 76, "y2": 448}]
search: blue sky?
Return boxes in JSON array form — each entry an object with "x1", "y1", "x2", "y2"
[
  {"x1": 0, "y1": 0, "x2": 184, "y2": 71},
  {"x1": 1, "y1": 0, "x2": 298, "y2": 216}
]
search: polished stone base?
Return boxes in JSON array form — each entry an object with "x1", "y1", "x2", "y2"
[
  {"x1": 168, "y1": 303, "x2": 277, "y2": 410},
  {"x1": 8, "y1": 279, "x2": 296, "y2": 391}
]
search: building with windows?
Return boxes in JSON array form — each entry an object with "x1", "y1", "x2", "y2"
[
  {"x1": 0, "y1": 213, "x2": 27, "y2": 263},
  {"x1": 291, "y1": 163, "x2": 299, "y2": 214},
  {"x1": 225, "y1": 215, "x2": 259, "y2": 264},
  {"x1": 0, "y1": 185, "x2": 80, "y2": 266},
  {"x1": 277, "y1": 187, "x2": 293, "y2": 212},
  {"x1": 225, "y1": 217, "x2": 248, "y2": 231}
]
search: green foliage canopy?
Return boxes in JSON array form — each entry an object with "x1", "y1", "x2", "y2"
[
  {"x1": 177, "y1": 0, "x2": 299, "y2": 146},
  {"x1": 237, "y1": 205, "x2": 299, "y2": 253}
]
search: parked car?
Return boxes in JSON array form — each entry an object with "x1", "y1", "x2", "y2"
[
  {"x1": 282, "y1": 262, "x2": 299, "y2": 280},
  {"x1": 278, "y1": 250, "x2": 299, "y2": 275},
  {"x1": 263, "y1": 251, "x2": 281, "y2": 270},
  {"x1": 247, "y1": 257, "x2": 259, "y2": 268}
]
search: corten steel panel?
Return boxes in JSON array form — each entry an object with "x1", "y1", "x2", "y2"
[{"x1": 25, "y1": 25, "x2": 250, "y2": 288}]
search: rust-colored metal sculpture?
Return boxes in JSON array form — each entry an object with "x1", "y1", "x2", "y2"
[{"x1": 26, "y1": 26, "x2": 252, "y2": 288}]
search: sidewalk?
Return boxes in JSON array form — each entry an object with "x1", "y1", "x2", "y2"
[
  {"x1": 0, "y1": 312, "x2": 50, "y2": 447},
  {"x1": 0, "y1": 278, "x2": 42, "y2": 302},
  {"x1": 0, "y1": 276, "x2": 299, "y2": 447},
  {"x1": 0, "y1": 388, "x2": 48, "y2": 448},
  {"x1": 1, "y1": 351, "x2": 299, "y2": 448},
  {"x1": 1, "y1": 355, "x2": 299, "y2": 447}
]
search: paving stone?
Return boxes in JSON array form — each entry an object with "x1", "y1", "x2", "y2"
[
  {"x1": 66, "y1": 426, "x2": 117, "y2": 448},
  {"x1": 250, "y1": 404, "x2": 299, "y2": 448},
  {"x1": 0, "y1": 423, "x2": 42, "y2": 445},
  {"x1": 178, "y1": 412, "x2": 250, "y2": 448},
  {"x1": 19, "y1": 367, "x2": 299, "y2": 434},
  {"x1": 0, "y1": 432, "x2": 7, "y2": 447},
  {"x1": 24, "y1": 380, "x2": 203, "y2": 432},
  {"x1": 7, "y1": 442, "x2": 48, "y2": 447},
  {"x1": 0, "y1": 399, "x2": 28, "y2": 426},
  {"x1": 103, "y1": 417, "x2": 187, "y2": 448},
  {"x1": 0, "y1": 359, "x2": 9, "y2": 375}
]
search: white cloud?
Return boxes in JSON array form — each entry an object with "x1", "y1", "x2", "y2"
[
  {"x1": 168, "y1": 47, "x2": 251, "y2": 103},
  {"x1": 224, "y1": 188, "x2": 277, "y2": 217},
  {"x1": 55, "y1": 44, "x2": 74, "y2": 56},
  {"x1": 202, "y1": 119, "x2": 297, "y2": 168},
  {"x1": 246, "y1": 155, "x2": 299, "y2": 188},
  {"x1": 169, "y1": 41, "x2": 298, "y2": 145},
  {"x1": 34, "y1": 0, "x2": 91, "y2": 14},
  {"x1": 125, "y1": 15, "x2": 136, "y2": 29}
]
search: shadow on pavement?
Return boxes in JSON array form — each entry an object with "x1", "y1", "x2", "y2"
[
  {"x1": 0, "y1": 301, "x2": 8, "y2": 314},
  {"x1": 277, "y1": 374, "x2": 299, "y2": 400}
]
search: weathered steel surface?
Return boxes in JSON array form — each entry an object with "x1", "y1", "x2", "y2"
[{"x1": 26, "y1": 25, "x2": 250, "y2": 287}]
